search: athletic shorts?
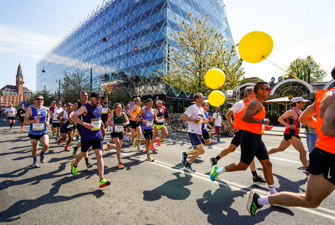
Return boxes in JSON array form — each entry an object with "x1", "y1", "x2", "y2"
[
  {"x1": 73, "y1": 124, "x2": 77, "y2": 129},
  {"x1": 284, "y1": 134, "x2": 300, "y2": 141},
  {"x1": 215, "y1": 126, "x2": 221, "y2": 133},
  {"x1": 77, "y1": 124, "x2": 82, "y2": 135},
  {"x1": 29, "y1": 133, "x2": 48, "y2": 140},
  {"x1": 130, "y1": 120, "x2": 140, "y2": 129},
  {"x1": 81, "y1": 136, "x2": 103, "y2": 152},
  {"x1": 154, "y1": 123, "x2": 164, "y2": 129},
  {"x1": 240, "y1": 131, "x2": 269, "y2": 165},
  {"x1": 143, "y1": 129, "x2": 153, "y2": 140},
  {"x1": 102, "y1": 118, "x2": 108, "y2": 126},
  {"x1": 53, "y1": 122, "x2": 61, "y2": 128},
  {"x1": 202, "y1": 130, "x2": 210, "y2": 140},
  {"x1": 307, "y1": 147, "x2": 335, "y2": 185},
  {"x1": 19, "y1": 117, "x2": 25, "y2": 123},
  {"x1": 231, "y1": 130, "x2": 244, "y2": 147},
  {"x1": 7, "y1": 117, "x2": 15, "y2": 121},
  {"x1": 61, "y1": 123, "x2": 73, "y2": 133},
  {"x1": 111, "y1": 132, "x2": 124, "y2": 140},
  {"x1": 50, "y1": 119, "x2": 53, "y2": 124},
  {"x1": 188, "y1": 133, "x2": 205, "y2": 146}
]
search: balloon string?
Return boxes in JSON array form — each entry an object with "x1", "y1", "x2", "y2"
[{"x1": 265, "y1": 59, "x2": 316, "y2": 90}]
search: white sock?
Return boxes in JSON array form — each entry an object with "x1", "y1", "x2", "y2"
[
  {"x1": 217, "y1": 167, "x2": 226, "y2": 174},
  {"x1": 257, "y1": 196, "x2": 269, "y2": 206},
  {"x1": 268, "y1": 184, "x2": 277, "y2": 194}
]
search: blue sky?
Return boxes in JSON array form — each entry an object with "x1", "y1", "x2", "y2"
[{"x1": 0, "y1": 0, "x2": 334, "y2": 92}]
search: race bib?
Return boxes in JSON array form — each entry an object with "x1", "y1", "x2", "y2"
[
  {"x1": 20, "y1": 113, "x2": 26, "y2": 117},
  {"x1": 91, "y1": 118, "x2": 101, "y2": 131},
  {"x1": 203, "y1": 123, "x2": 208, "y2": 130},
  {"x1": 67, "y1": 124, "x2": 73, "y2": 129},
  {"x1": 114, "y1": 124, "x2": 123, "y2": 132},
  {"x1": 33, "y1": 123, "x2": 45, "y2": 131},
  {"x1": 146, "y1": 119, "x2": 154, "y2": 127},
  {"x1": 102, "y1": 107, "x2": 108, "y2": 114},
  {"x1": 198, "y1": 114, "x2": 204, "y2": 124},
  {"x1": 157, "y1": 118, "x2": 164, "y2": 123}
]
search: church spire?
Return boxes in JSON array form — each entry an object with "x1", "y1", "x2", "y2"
[{"x1": 16, "y1": 63, "x2": 22, "y2": 77}]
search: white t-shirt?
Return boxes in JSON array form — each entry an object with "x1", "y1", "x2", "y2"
[
  {"x1": 184, "y1": 104, "x2": 204, "y2": 135},
  {"x1": 229, "y1": 100, "x2": 246, "y2": 114},
  {"x1": 212, "y1": 111, "x2": 222, "y2": 127},
  {"x1": 53, "y1": 107, "x2": 64, "y2": 123},
  {"x1": 6, "y1": 108, "x2": 16, "y2": 117}
]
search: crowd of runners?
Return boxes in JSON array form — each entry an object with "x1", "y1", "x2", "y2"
[{"x1": 2, "y1": 67, "x2": 335, "y2": 217}]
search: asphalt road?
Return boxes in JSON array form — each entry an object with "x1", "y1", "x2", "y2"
[{"x1": 0, "y1": 120, "x2": 335, "y2": 225}]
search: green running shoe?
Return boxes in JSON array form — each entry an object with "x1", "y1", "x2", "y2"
[
  {"x1": 99, "y1": 178, "x2": 111, "y2": 188},
  {"x1": 210, "y1": 166, "x2": 219, "y2": 181},
  {"x1": 247, "y1": 190, "x2": 263, "y2": 217},
  {"x1": 86, "y1": 163, "x2": 93, "y2": 169},
  {"x1": 72, "y1": 146, "x2": 77, "y2": 157},
  {"x1": 71, "y1": 160, "x2": 77, "y2": 176},
  {"x1": 147, "y1": 155, "x2": 154, "y2": 162}
]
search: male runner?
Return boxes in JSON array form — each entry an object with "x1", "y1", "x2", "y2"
[
  {"x1": 201, "y1": 101, "x2": 213, "y2": 145},
  {"x1": 5, "y1": 103, "x2": 16, "y2": 130},
  {"x1": 49, "y1": 101, "x2": 56, "y2": 138},
  {"x1": 70, "y1": 91, "x2": 110, "y2": 188},
  {"x1": 152, "y1": 100, "x2": 168, "y2": 148},
  {"x1": 181, "y1": 93, "x2": 212, "y2": 172},
  {"x1": 268, "y1": 97, "x2": 309, "y2": 173},
  {"x1": 123, "y1": 104, "x2": 132, "y2": 142},
  {"x1": 210, "y1": 82, "x2": 277, "y2": 194},
  {"x1": 247, "y1": 82, "x2": 335, "y2": 217},
  {"x1": 128, "y1": 97, "x2": 143, "y2": 151},
  {"x1": 16, "y1": 104, "x2": 26, "y2": 132},
  {"x1": 24, "y1": 95, "x2": 50, "y2": 168},
  {"x1": 209, "y1": 86, "x2": 266, "y2": 184},
  {"x1": 56, "y1": 103, "x2": 74, "y2": 151},
  {"x1": 210, "y1": 107, "x2": 224, "y2": 143},
  {"x1": 52, "y1": 101, "x2": 63, "y2": 142},
  {"x1": 101, "y1": 97, "x2": 111, "y2": 140}
]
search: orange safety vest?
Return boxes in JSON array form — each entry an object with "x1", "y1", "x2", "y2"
[
  {"x1": 315, "y1": 88, "x2": 335, "y2": 154},
  {"x1": 130, "y1": 105, "x2": 141, "y2": 121},
  {"x1": 243, "y1": 99, "x2": 265, "y2": 135},
  {"x1": 234, "y1": 100, "x2": 248, "y2": 130}
]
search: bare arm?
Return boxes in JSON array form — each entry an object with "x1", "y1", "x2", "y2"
[
  {"x1": 242, "y1": 101, "x2": 269, "y2": 125},
  {"x1": 24, "y1": 108, "x2": 38, "y2": 124},
  {"x1": 123, "y1": 112, "x2": 129, "y2": 126},
  {"x1": 128, "y1": 106, "x2": 137, "y2": 120},
  {"x1": 135, "y1": 109, "x2": 145, "y2": 122},
  {"x1": 57, "y1": 111, "x2": 65, "y2": 124},
  {"x1": 68, "y1": 102, "x2": 78, "y2": 114},
  {"x1": 225, "y1": 110, "x2": 238, "y2": 132},
  {"x1": 278, "y1": 111, "x2": 296, "y2": 129},
  {"x1": 320, "y1": 92, "x2": 335, "y2": 136},
  {"x1": 72, "y1": 106, "x2": 93, "y2": 129},
  {"x1": 105, "y1": 112, "x2": 114, "y2": 126},
  {"x1": 299, "y1": 102, "x2": 317, "y2": 128},
  {"x1": 45, "y1": 108, "x2": 50, "y2": 126},
  {"x1": 181, "y1": 113, "x2": 199, "y2": 123}
]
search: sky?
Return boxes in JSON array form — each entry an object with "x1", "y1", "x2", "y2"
[{"x1": 0, "y1": 0, "x2": 334, "y2": 92}]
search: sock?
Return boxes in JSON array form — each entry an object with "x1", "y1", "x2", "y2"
[
  {"x1": 73, "y1": 164, "x2": 77, "y2": 168},
  {"x1": 34, "y1": 157, "x2": 37, "y2": 161},
  {"x1": 185, "y1": 162, "x2": 190, "y2": 167},
  {"x1": 268, "y1": 184, "x2": 277, "y2": 194},
  {"x1": 85, "y1": 158, "x2": 89, "y2": 164},
  {"x1": 74, "y1": 146, "x2": 78, "y2": 151},
  {"x1": 252, "y1": 171, "x2": 258, "y2": 177},
  {"x1": 137, "y1": 139, "x2": 140, "y2": 143},
  {"x1": 40, "y1": 151, "x2": 44, "y2": 156},
  {"x1": 217, "y1": 134, "x2": 220, "y2": 141},
  {"x1": 215, "y1": 155, "x2": 221, "y2": 161},
  {"x1": 257, "y1": 196, "x2": 269, "y2": 206},
  {"x1": 217, "y1": 167, "x2": 226, "y2": 174},
  {"x1": 147, "y1": 154, "x2": 150, "y2": 157}
]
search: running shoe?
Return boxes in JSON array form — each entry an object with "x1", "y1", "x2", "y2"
[
  {"x1": 40, "y1": 152, "x2": 46, "y2": 163},
  {"x1": 118, "y1": 163, "x2": 125, "y2": 169},
  {"x1": 185, "y1": 163, "x2": 195, "y2": 172},
  {"x1": 150, "y1": 144, "x2": 156, "y2": 150},
  {"x1": 147, "y1": 155, "x2": 154, "y2": 162},
  {"x1": 50, "y1": 131, "x2": 54, "y2": 138},
  {"x1": 305, "y1": 171, "x2": 310, "y2": 176},
  {"x1": 253, "y1": 176, "x2": 267, "y2": 185},
  {"x1": 210, "y1": 165, "x2": 219, "y2": 181},
  {"x1": 217, "y1": 140, "x2": 223, "y2": 144},
  {"x1": 71, "y1": 160, "x2": 77, "y2": 176},
  {"x1": 64, "y1": 145, "x2": 70, "y2": 151},
  {"x1": 57, "y1": 138, "x2": 62, "y2": 145},
  {"x1": 181, "y1": 151, "x2": 187, "y2": 165},
  {"x1": 86, "y1": 163, "x2": 93, "y2": 169},
  {"x1": 21, "y1": 128, "x2": 23, "y2": 132},
  {"x1": 99, "y1": 178, "x2": 111, "y2": 188},
  {"x1": 55, "y1": 138, "x2": 57, "y2": 143},
  {"x1": 32, "y1": 159, "x2": 38, "y2": 168},
  {"x1": 137, "y1": 146, "x2": 144, "y2": 152},
  {"x1": 247, "y1": 190, "x2": 263, "y2": 217},
  {"x1": 209, "y1": 157, "x2": 218, "y2": 167},
  {"x1": 106, "y1": 142, "x2": 111, "y2": 151},
  {"x1": 161, "y1": 138, "x2": 165, "y2": 142},
  {"x1": 156, "y1": 139, "x2": 161, "y2": 147},
  {"x1": 72, "y1": 146, "x2": 77, "y2": 157},
  {"x1": 76, "y1": 136, "x2": 79, "y2": 142},
  {"x1": 133, "y1": 138, "x2": 138, "y2": 148}
]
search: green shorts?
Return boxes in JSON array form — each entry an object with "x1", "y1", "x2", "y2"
[{"x1": 154, "y1": 124, "x2": 164, "y2": 129}]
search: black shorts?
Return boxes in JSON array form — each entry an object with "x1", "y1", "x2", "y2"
[
  {"x1": 77, "y1": 124, "x2": 82, "y2": 135},
  {"x1": 111, "y1": 132, "x2": 124, "y2": 140},
  {"x1": 53, "y1": 122, "x2": 61, "y2": 128},
  {"x1": 307, "y1": 147, "x2": 335, "y2": 185},
  {"x1": 143, "y1": 129, "x2": 153, "y2": 140},
  {"x1": 7, "y1": 117, "x2": 15, "y2": 121},
  {"x1": 188, "y1": 133, "x2": 205, "y2": 146},
  {"x1": 202, "y1": 130, "x2": 210, "y2": 140},
  {"x1": 29, "y1": 133, "x2": 48, "y2": 140},
  {"x1": 231, "y1": 130, "x2": 244, "y2": 147},
  {"x1": 240, "y1": 131, "x2": 269, "y2": 165},
  {"x1": 130, "y1": 120, "x2": 140, "y2": 129},
  {"x1": 81, "y1": 136, "x2": 103, "y2": 152},
  {"x1": 61, "y1": 123, "x2": 73, "y2": 133},
  {"x1": 284, "y1": 134, "x2": 300, "y2": 141},
  {"x1": 19, "y1": 117, "x2": 25, "y2": 123},
  {"x1": 73, "y1": 124, "x2": 77, "y2": 129}
]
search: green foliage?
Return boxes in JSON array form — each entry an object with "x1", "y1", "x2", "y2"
[
  {"x1": 27, "y1": 90, "x2": 54, "y2": 106},
  {"x1": 284, "y1": 55, "x2": 327, "y2": 83},
  {"x1": 100, "y1": 82, "x2": 132, "y2": 106},
  {"x1": 155, "y1": 13, "x2": 245, "y2": 96}
]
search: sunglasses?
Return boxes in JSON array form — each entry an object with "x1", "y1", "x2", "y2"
[
  {"x1": 35, "y1": 98, "x2": 44, "y2": 101},
  {"x1": 261, "y1": 88, "x2": 271, "y2": 92},
  {"x1": 137, "y1": 99, "x2": 141, "y2": 102},
  {"x1": 67, "y1": 105, "x2": 72, "y2": 106},
  {"x1": 202, "y1": 104, "x2": 208, "y2": 106}
]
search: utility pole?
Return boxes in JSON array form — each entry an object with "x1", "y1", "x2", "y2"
[
  {"x1": 58, "y1": 79, "x2": 61, "y2": 100},
  {"x1": 90, "y1": 68, "x2": 93, "y2": 93}
]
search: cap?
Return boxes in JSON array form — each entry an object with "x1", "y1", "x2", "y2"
[
  {"x1": 90, "y1": 91, "x2": 102, "y2": 98},
  {"x1": 52, "y1": 101, "x2": 56, "y2": 104},
  {"x1": 146, "y1": 98, "x2": 153, "y2": 103},
  {"x1": 292, "y1": 97, "x2": 309, "y2": 103},
  {"x1": 156, "y1": 100, "x2": 162, "y2": 104}
]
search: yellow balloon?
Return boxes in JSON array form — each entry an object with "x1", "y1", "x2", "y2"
[
  {"x1": 238, "y1": 31, "x2": 273, "y2": 63},
  {"x1": 204, "y1": 68, "x2": 225, "y2": 89},
  {"x1": 208, "y1": 90, "x2": 225, "y2": 107}
]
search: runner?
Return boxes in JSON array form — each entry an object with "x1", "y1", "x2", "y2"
[
  {"x1": 201, "y1": 101, "x2": 213, "y2": 145},
  {"x1": 70, "y1": 91, "x2": 110, "y2": 188},
  {"x1": 268, "y1": 97, "x2": 309, "y2": 173},
  {"x1": 123, "y1": 104, "x2": 132, "y2": 143},
  {"x1": 135, "y1": 98, "x2": 156, "y2": 161},
  {"x1": 247, "y1": 84, "x2": 335, "y2": 217},
  {"x1": 180, "y1": 93, "x2": 212, "y2": 172},
  {"x1": 56, "y1": 103, "x2": 74, "y2": 151},
  {"x1": 210, "y1": 107, "x2": 224, "y2": 143},
  {"x1": 152, "y1": 100, "x2": 168, "y2": 148},
  {"x1": 5, "y1": 103, "x2": 16, "y2": 130},
  {"x1": 101, "y1": 97, "x2": 111, "y2": 141},
  {"x1": 128, "y1": 97, "x2": 143, "y2": 151},
  {"x1": 68, "y1": 91, "x2": 92, "y2": 169},
  {"x1": 16, "y1": 104, "x2": 26, "y2": 132},
  {"x1": 49, "y1": 101, "x2": 56, "y2": 138},
  {"x1": 24, "y1": 95, "x2": 50, "y2": 168},
  {"x1": 52, "y1": 101, "x2": 63, "y2": 142},
  {"x1": 105, "y1": 103, "x2": 130, "y2": 169},
  {"x1": 210, "y1": 82, "x2": 277, "y2": 194},
  {"x1": 209, "y1": 86, "x2": 266, "y2": 184}
]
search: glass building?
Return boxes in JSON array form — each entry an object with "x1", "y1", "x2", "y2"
[{"x1": 37, "y1": 0, "x2": 237, "y2": 109}]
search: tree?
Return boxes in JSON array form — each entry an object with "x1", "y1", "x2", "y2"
[
  {"x1": 156, "y1": 13, "x2": 245, "y2": 96},
  {"x1": 100, "y1": 82, "x2": 132, "y2": 106},
  {"x1": 284, "y1": 55, "x2": 327, "y2": 83},
  {"x1": 26, "y1": 89, "x2": 54, "y2": 106}
]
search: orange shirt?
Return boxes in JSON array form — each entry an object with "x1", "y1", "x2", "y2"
[
  {"x1": 243, "y1": 99, "x2": 265, "y2": 135},
  {"x1": 234, "y1": 100, "x2": 248, "y2": 130},
  {"x1": 130, "y1": 105, "x2": 141, "y2": 121}
]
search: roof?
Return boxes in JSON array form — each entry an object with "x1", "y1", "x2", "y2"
[
  {"x1": 0, "y1": 85, "x2": 17, "y2": 91},
  {"x1": 264, "y1": 96, "x2": 309, "y2": 103}
]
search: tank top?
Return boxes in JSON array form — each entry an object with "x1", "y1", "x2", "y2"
[
  {"x1": 243, "y1": 99, "x2": 265, "y2": 135},
  {"x1": 283, "y1": 108, "x2": 301, "y2": 135},
  {"x1": 315, "y1": 89, "x2": 335, "y2": 154},
  {"x1": 131, "y1": 105, "x2": 141, "y2": 121},
  {"x1": 113, "y1": 111, "x2": 124, "y2": 133},
  {"x1": 53, "y1": 107, "x2": 63, "y2": 123},
  {"x1": 234, "y1": 100, "x2": 248, "y2": 130},
  {"x1": 81, "y1": 103, "x2": 102, "y2": 141},
  {"x1": 155, "y1": 107, "x2": 165, "y2": 125},
  {"x1": 202, "y1": 112, "x2": 209, "y2": 131},
  {"x1": 29, "y1": 106, "x2": 48, "y2": 135},
  {"x1": 142, "y1": 107, "x2": 155, "y2": 129}
]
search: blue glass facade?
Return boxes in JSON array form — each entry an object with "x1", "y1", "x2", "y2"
[{"x1": 36, "y1": 0, "x2": 236, "y2": 98}]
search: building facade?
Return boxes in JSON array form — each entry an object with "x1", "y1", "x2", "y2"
[
  {"x1": 36, "y1": 0, "x2": 236, "y2": 108},
  {"x1": 0, "y1": 63, "x2": 33, "y2": 106}
]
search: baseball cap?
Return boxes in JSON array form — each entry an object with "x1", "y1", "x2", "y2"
[
  {"x1": 146, "y1": 98, "x2": 153, "y2": 103},
  {"x1": 292, "y1": 97, "x2": 309, "y2": 103},
  {"x1": 90, "y1": 91, "x2": 102, "y2": 98},
  {"x1": 52, "y1": 101, "x2": 56, "y2": 104},
  {"x1": 156, "y1": 100, "x2": 162, "y2": 104}
]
